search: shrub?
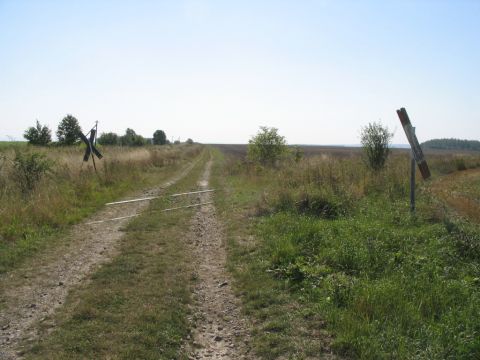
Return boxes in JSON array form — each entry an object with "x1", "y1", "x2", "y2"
[
  {"x1": 153, "y1": 130, "x2": 167, "y2": 145},
  {"x1": 247, "y1": 126, "x2": 288, "y2": 166},
  {"x1": 295, "y1": 191, "x2": 342, "y2": 219},
  {"x1": 291, "y1": 146, "x2": 304, "y2": 163},
  {"x1": 120, "y1": 128, "x2": 147, "y2": 146},
  {"x1": 12, "y1": 150, "x2": 52, "y2": 194},
  {"x1": 360, "y1": 122, "x2": 393, "y2": 171},
  {"x1": 57, "y1": 115, "x2": 82, "y2": 145},
  {"x1": 98, "y1": 132, "x2": 119, "y2": 145},
  {"x1": 23, "y1": 120, "x2": 52, "y2": 145},
  {"x1": 455, "y1": 158, "x2": 467, "y2": 171}
]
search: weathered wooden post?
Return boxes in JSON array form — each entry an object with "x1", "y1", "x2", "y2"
[
  {"x1": 396, "y1": 108, "x2": 431, "y2": 213},
  {"x1": 410, "y1": 127, "x2": 416, "y2": 213}
]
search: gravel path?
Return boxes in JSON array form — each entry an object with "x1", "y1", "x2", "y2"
[
  {"x1": 186, "y1": 160, "x2": 255, "y2": 359},
  {"x1": 0, "y1": 160, "x2": 197, "y2": 360}
]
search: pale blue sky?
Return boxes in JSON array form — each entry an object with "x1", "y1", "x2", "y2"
[{"x1": 1, "y1": 0, "x2": 479, "y2": 144}]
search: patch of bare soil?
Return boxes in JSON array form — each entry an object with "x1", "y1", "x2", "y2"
[
  {"x1": 185, "y1": 161, "x2": 256, "y2": 359},
  {"x1": 0, "y1": 160, "x2": 198, "y2": 360}
]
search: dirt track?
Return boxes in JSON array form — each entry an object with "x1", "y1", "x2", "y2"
[
  {"x1": 185, "y1": 160, "x2": 255, "y2": 359},
  {"x1": 0, "y1": 160, "x2": 197, "y2": 360}
]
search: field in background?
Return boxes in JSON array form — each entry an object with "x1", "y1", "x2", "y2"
[
  {"x1": 212, "y1": 143, "x2": 480, "y2": 174},
  {"x1": 0, "y1": 143, "x2": 202, "y2": 273},
  {"x1": 212, "y1": 144, "x2": 480, "y2": 359}
]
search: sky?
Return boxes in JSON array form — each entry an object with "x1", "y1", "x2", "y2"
[{"x1": 0, "y1": 0, "x2": 479, "y2": 144}]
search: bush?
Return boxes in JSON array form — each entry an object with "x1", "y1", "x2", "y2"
[
  {"x1": 98, "y1": 132, "x2": 119, "y2": 145},
  {"x1": 247, "y1": 126, "x2": 288, "y2": 166},
  {"x1": 360, "y1": 122, "x2": 393, "y2": 171},
  {"x1": 153, "y1": 130, "x2": 167, "y2": 145},
  {"x1": 23, "y1": 120, "x2": 52, "y2": 145},
  {"x1": 120, "y1": 128, "x2": 147, "y2": 146},
  {"x1": 12, "y1": 150, "x2": 52, "y2": 194},
  {"x1": 455, "y1": 158, "x2": 467, "y2": 171},
  {"x1": 57, "y1": 115, "x2": 82, "y2": 145}
]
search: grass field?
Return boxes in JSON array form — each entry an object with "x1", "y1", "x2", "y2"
[{"x1": 212, "y1": 145, "x2": 480, "y2": 359}]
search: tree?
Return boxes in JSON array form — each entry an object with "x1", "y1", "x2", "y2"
[
  {"x1": 120, "y1": 128, "x2": 146, "y2": 146},
  {"x1": 186, "y1": 138, "x2": 194, "y2": 144},
  {"x1": 23, "y1": 120, "x2": 52, "y2": 145},
  {"x1": 57, "y1": 114, "x2": 82, "y2": 145},
  {"x1": 247, "y1": 126, "x2": 288, "y2": 165},
  {"x1": 360, "y1": 122, "x2": 393, "y2": 171},
  {"x1": 153, "y1": 130, "x2": 167, "y2": 145},
  {"x1": 98, "y1": 132, "x2": 119, "y2": 145}
]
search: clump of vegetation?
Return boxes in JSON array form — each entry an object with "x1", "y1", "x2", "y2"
[
  {"x1": 120, "y1": 128, "x2": 147, "y2": 146},
  {"x1": 23, "y1": 120, "x2": 52, "y2": 145},
  {"x1": 12, "y1": 150, "x2": 52, "y2": 194},
  {"x1": 247, "y1": 126, "x2": 288, "y2": 166},
  {"x1": 153, "y1": 129, "x2": 167, "y2": 145},
  {"x1": 97, "y1": 132, "x2": 119, "y2": 145},
  {"x1": 360, "y1": 122, "x2": 393, "y2": 171},
  {"x1": 57, "y1": 114, "x2": 82, "y2": 145}
]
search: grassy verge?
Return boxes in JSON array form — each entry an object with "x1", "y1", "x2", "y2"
[
  {"x1": 210, "y1": 148, "x2": 334, "y2": 359},
  {"x1": 211, "y1": 148, "x2": 480, "y2": 359},
  {"x1": 0, "y1": 144, "x2": 202, "y2": 273},
  {"x1": 25, "y1": 149, "x2": 209, "y2": 359}
]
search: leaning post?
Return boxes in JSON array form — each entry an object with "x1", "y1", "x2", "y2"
[
  {"x1": 410, "y1": 127, "x2": 416, "y2": 213},
  {"x1": 396, "y1": 108, "x2": 431, "y2": 214}
]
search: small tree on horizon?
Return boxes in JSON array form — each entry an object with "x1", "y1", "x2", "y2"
[
  {"x1": 360, "y1": 122, "x2": 393, "y2": 171},
  {"x1": 120, "y1": 128, "x2": 146, "y2": 146},
  {"x1": 57, "y1": 115, "x2": 82, "y2": 145},
  {"x1": 98, "y1": 132, "x2": 119, "y2": 145},
  {"x1": 247, "y1": 126, "x2": 288, "y2": 166},
  {"x1": 24, "y1": 120, "x2": 52, "y2": 145},
  {"x1": 153, "y1": 130, "x2": 167, "y2": 145}
]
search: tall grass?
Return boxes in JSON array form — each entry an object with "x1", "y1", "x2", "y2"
[{"x1": 0, "y1": 144, "x2": 202, "y2": 273}]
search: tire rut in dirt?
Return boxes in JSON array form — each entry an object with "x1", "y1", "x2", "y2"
[{"x1": 185, "y1": 160, "x2": 255, "y2": 360}]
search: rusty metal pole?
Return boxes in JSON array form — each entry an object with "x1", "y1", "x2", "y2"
[{"x1": 410, "y1": 127, "x2": 416, "y2": 214}]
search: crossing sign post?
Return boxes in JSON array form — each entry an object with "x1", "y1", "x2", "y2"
[
  {"x1": 396, "y1": 108, "x2": 431, "y2": 180},
  {"x1": 396, "y1": 108, "x2": 431, "y2": 213},
  {"x1": 80, "y1": 126, "x2": 103, "y2": 173}
]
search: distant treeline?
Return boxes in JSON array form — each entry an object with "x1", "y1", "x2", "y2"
[
  {"x1": 22, "y1": 114, "x2": 194, "y2": 146},
  {"x1": 422, "y1": 138, "x2": 480, "y2": 151}
]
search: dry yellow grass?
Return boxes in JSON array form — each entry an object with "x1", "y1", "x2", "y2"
[{"x1": 429, "y1": 168, "x2": 480, "y2": 223}]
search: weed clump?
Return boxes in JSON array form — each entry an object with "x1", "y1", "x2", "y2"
[
  {"x1": 444, "y1": 220, "x2": 480, "y2": 260},
  {"x1": 12, "y1": 150, "x2": 52, "y2": 194}
]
